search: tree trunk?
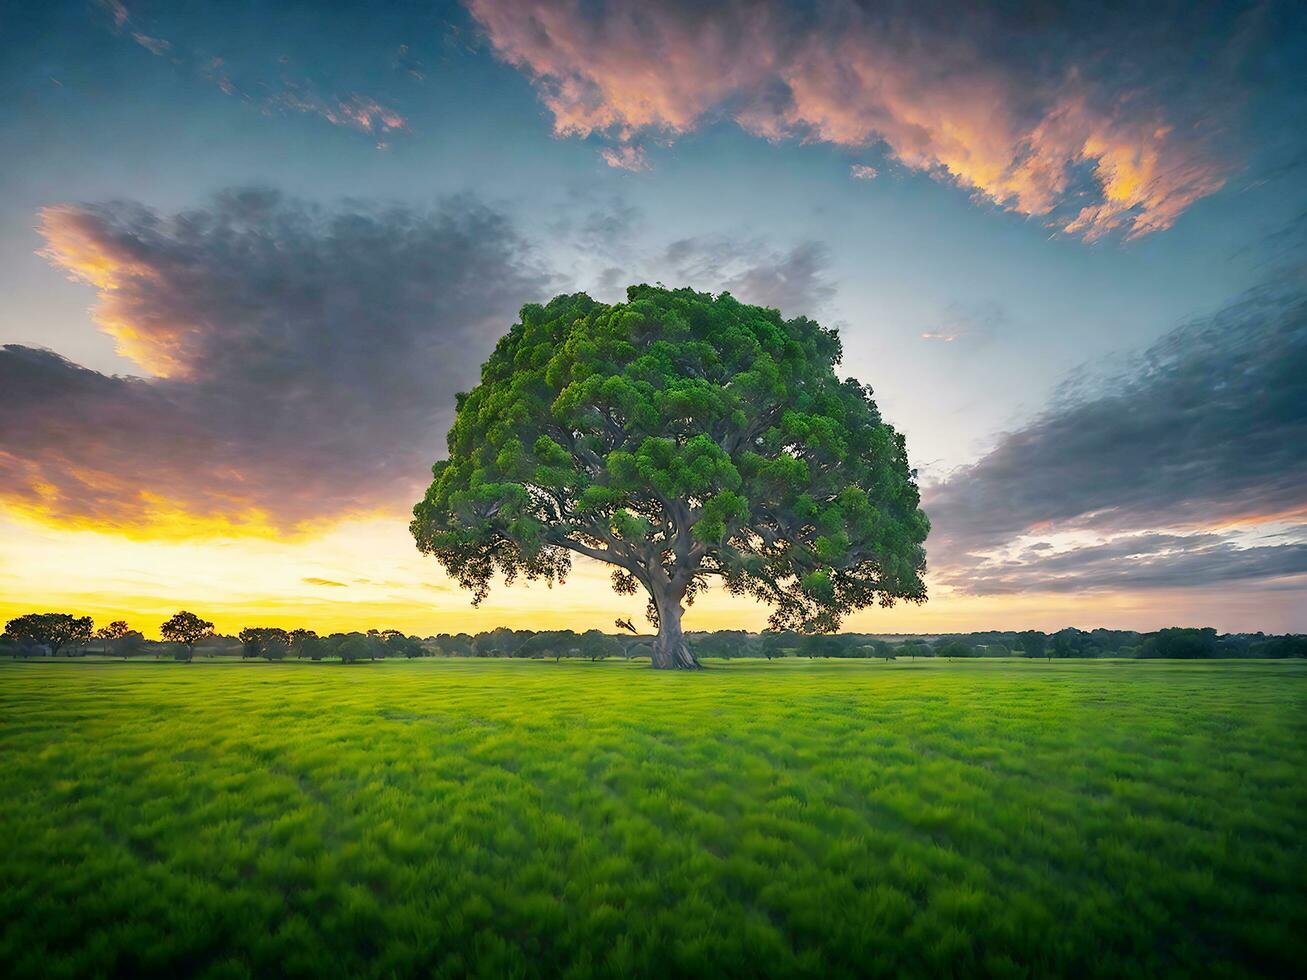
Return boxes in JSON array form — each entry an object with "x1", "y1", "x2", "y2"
[{"x1": 651, "y1": 591, "x2": 700, "y2": 670}]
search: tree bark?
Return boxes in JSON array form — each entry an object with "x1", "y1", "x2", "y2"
[{"x1": 651, "y1": 590, "x2": 700, "y2": 670}]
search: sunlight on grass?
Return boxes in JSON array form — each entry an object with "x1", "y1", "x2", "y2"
[{"x1": 1, "y1": 659, "x2": 1304, "y2": 977}]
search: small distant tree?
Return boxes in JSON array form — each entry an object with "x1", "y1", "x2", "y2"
[
  {"x1": 473, "y1": 627, "x2": 528, "y2": 658},
  {"x1": 761, "y1": 629, "x2": 799, "y2": 660},
  {"x1": 1016, "y1": 630, "x2": 1048, "y2": 661},
  {"x1": 96, "y1": 621, "x2": 131, "y2": 655},
  {"x1": 262, "y1": 630, "x2": 290, "y2": 661},
  {"x1": 239, "y1": 627, "x2": 290, "y2": 660},
  {"x1": 899, "y1": 641, "x2": 929, "y2": 661},
  {"x1": 289, "y1": 628, "x2": 318, "y2": 658},
  {"x1": 1049, "y1": 631, "x2": 1074, "y2": 660},
  {"x1": 692, "y1": 630, "x2": 756, "y2": 660},
  {"x1": 117, "y1": 631, "x2": 145, "y2": 659},
  {"x1": 381, "y1": 630, "x2": 425, "y2": 658},
  {"x1": 161, "y1": 611, "x2": 213, "y2": 656},
  {"x1": 67, "y1": 616, "x2": 94, "y2": 656},
  {"x1": 577, "y1": 629, "x2": 621, "y2": 662},
  {"x1": 935, "y1": 639, "x2": 973, "y2": 660},
  {"x1": 299, "y1": 634, "x2": 327, "y2": 660},
  {"x1": 801, "y1": 634, "x2": 842, "y2": 659},
  {"x1": 1139, "y1": 627, "x2": 1220, "y2": 659},
  {"x1": 5, "y1": 613, "x2": 94, "y2": 656},
  {"x1": 434, "y1": 632, "x2": 474, "y2": 657},
  {"x1": 872, "y1": 641, "x2": 896, "y2": 662},
  {"x1": 337, "y1": 635, "x2": 371, "y2": 664},
  {"x1": 518, "y1": 629, "x2": 580, "y2": 661}
]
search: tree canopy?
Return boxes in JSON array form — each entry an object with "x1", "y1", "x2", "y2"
[
  {"x1": 412, "y1": 286, "x2": 929, "y2": 668},
  {"x1": 4, "y1": 612, "x2": 93, "y2": 655},
  {"x1": 160, "y1": 611, "x2": 213, "y2": 650}
]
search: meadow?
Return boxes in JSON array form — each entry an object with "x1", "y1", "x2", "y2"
[{"x1": 1, "y1": 657, "x2": 1303, "y2": 979}]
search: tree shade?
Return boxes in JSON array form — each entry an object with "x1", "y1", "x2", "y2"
[{"x1": 412, "y1": 285, "x2": 929, "y2": 668}]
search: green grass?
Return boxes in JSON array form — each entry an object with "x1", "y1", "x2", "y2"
[{"x1": 1, "y1": 658, "x2": 1304, "y2": 979}]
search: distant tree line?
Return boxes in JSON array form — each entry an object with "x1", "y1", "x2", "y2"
[{"x1": 3, "y1": 613, "x2": 1304, "y2": 662}]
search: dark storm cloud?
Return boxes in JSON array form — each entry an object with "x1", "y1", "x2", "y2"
[
  {"x1": 925, "y1": 278, "x2": 1307, "y2": 592},
  {"x1": 1, "y1": 189, "x2": 550, "y2": 528}
]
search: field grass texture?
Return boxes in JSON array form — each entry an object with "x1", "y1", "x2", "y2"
[{"x1": 1, "y1": 657, "x2": 1303, "y2": 978}]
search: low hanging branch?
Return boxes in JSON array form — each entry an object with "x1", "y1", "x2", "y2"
[{"x1": 411, "y1": 285, "x2": 930, "y2": 670}]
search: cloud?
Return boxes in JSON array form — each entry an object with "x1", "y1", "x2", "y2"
[
  {"x1": 924, "y1": 278, "x2": 1307, "y2": 593},
  {"x1": 3, "y1": 189, "x2": 550, "y2": 532},
  {"x1": 467, "y1": 0, "x2": 1242, "y2": 239},
  {"x1": 550, "y1": 188, "x2": 838, "y2": 316},
  {"x1": 130, "y1": 32, "x2": 171, "y2": 57},
  {"x1": 272, "y1": 89, "x2": 407, "y2": 137},
  {"x1": 599, "y1": 144, "x2": 650, "y2": 172},
  {"x1": 962, "y1": 533, "x2": 1307, "y2": 594},
  {"x1": 303, "y1": 577, "x2": 349, "y2": 587},
  {"x1": 95, "y1": 2, "x2": 406, "y2": 138},
  {"x1": 658, "y1": 237, "x2": 836, "y2": 316},
  {"x1": 96, "y1": 0, "x2": 129, "y2": 30},
  {"x1": 849, "y1": 164, "x2": 878, "y2": 181},
  {"x1": 920, "y1": 301, "x2": 1008, "y2": 344}
]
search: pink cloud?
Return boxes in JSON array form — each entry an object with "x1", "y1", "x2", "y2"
[
  {"x1": 600, "y1": 144, "x2": 649, "y2": 172},
  {"x1": 467, "y1": 0, "x2": 1229, "y2": 240}
]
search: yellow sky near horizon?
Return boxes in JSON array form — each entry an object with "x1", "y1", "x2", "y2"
[{"x1": 4, "y1": 510, "x2": 1302, "y2": 639}]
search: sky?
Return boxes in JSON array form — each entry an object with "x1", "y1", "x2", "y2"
[{"x1": 1, "y1": 0, "x2": 1305, "y2": 637}]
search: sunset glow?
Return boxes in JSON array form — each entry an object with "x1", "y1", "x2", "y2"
[{"x1": 1, "y1": 0, "x2": 1304, "y2": 637}]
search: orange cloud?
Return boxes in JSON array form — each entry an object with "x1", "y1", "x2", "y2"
[
  {"x1": 468, "y1": 0, "x2": 1230, "y2": 239},
  {"x1": 5, "y1": 191, "x2": 548, "y2": 537},
  {"x1": 38, "y1": 206, "x2": 191, "y2": 377}
]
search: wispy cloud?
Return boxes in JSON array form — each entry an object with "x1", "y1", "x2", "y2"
[
  {"x1": 924, "y1": 273, "x2": 1307, "y2": 593},
  {"x1": 467, "y1": 0, "x2": 1242, "y2": 239},
  {"x1": 920, "y1": 301, "x2": 1008, "y2": 344},
  {"x1": 599, "y1": 144, "x2": 650, "y2": 172},
  {"x1": 95, "y1": 0, "x2": 406, "y2": 139},
  {"x1": 849, "y1": 164, "x2": 879, "y2": 181}
]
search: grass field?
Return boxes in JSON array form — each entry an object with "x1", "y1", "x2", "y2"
[{"x1": 1, "y1": 658, "x2": 1304, "y2": 978}]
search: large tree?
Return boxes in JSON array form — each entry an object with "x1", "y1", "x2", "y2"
[{"x1": 412, "y1": 286, "x2": 929, "y2": 669}]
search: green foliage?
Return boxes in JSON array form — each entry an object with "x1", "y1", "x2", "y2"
[
  {"x1": 3, "y1": 613, "x2": 94, "y2": 655},
  {"x1": 801, "y1": 634, "x2": 843, "y2": 658},
  {"x1": 411, "y1": 286, "x2": 929, "y2": 652},
  {"x1": 1016, "y1": 630, "x2": 1048, "y2": 658},
  {"x1": 0, "y1": 659, "x2": 1304, "y2": 977},
  {"x1": 159, "y1": 611, "x2": 213, "y2": 650},
  {"x1": 1140, "y1": 627, "x2": 1220, "y2": 659},
  {"x1": 576, "y1": 628, "x2": 621, "y2": 661},
  {"x1": 935, "y1": 639, "x2": 976, "y2": 659},
  {"x1": 335, "y1": 635, "x2": 372, "y2": 664},
  {"x1": 380, "y1": 631, "x2": 425, "y2": 659},
  {"x1": 238, "y1": 627, "x2": 290, "y2": 660}
]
